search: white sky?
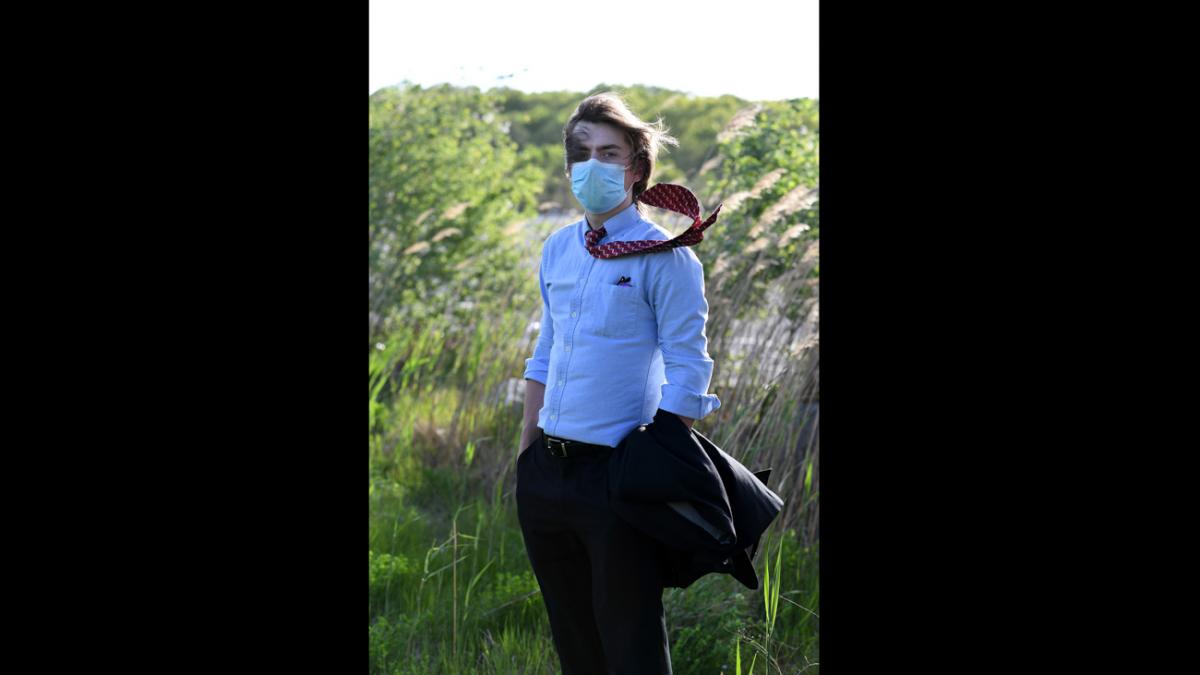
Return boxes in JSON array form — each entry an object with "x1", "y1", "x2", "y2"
[{"x1": 370, "y1": 0, "x2": 818, "y2": 101}]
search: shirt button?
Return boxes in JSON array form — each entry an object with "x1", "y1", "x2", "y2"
[
  {"x1": 559, "y1": 378, "x2": 565, "y2": 385},
  {"x1": 570, "y1": 311, "x2": 577, "y2": 318},
  {"x1": 564, "y1": 346, "x2": 571, "y2": 352},
  {"x1": 550, "y1": 414, "x2": 557, "y2": 420}
]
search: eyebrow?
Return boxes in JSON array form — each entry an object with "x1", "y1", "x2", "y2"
[{"x1": 570, "y1": 140, "x2": 624, "y2": 152}]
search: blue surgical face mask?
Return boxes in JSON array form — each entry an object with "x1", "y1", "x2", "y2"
[{"x1": 571, "y1": 158, "x2": 630, "y2": 214}]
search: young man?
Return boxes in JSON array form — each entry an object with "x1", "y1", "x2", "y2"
[{"x1": 516, "y1": 93, "x2": 721, "y2": 674}]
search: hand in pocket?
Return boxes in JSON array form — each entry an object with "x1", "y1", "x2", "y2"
[{"x1": 518, "y1": 434, "x2": 540, "y2": 463}]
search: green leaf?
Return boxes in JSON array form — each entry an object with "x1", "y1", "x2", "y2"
[
  {"x1": 770, "y1": 537, "x2": 783, "y2": 630},
  {"x1": 763, "y1": 539, "x2": 771, "y2": 625},
  {"x1": 463, "y1": 558, "x2": 494, "y2": 612}
]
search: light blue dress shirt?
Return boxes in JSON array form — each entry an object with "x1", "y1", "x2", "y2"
[{"x1": 523, "y1": 203, "x2": 722, "y2": 447}]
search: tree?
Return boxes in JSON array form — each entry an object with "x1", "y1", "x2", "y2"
[{"x1": 369, "y1": 84, "x2": 544, "y2": 340}]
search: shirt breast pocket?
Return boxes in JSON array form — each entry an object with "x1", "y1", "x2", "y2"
[{"x1": 592, "y1": 283, "x2": 645, "y2": 339}]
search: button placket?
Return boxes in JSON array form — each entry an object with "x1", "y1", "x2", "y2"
[{"x1": 549, "y1": 228, "x2": 597, "y2": 437}]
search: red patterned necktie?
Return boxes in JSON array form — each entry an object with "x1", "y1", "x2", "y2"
[{"x1": 584, "y1": 184, "x2": 723, "y2": 259}]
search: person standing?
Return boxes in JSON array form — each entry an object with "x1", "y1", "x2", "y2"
[{"x1": 516, "y1": 92, "x2": 722, "y2": 674}]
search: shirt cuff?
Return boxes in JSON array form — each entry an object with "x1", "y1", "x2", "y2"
[
  {"x1": 523, "y1": 358, "x2": 548, "y2": 385},
  {"x1": 659, "y1": 384, "x2": 722, "y2": 420}
]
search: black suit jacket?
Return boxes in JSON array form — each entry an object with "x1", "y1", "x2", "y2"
[{"x1": 607, "y1": 408, "x2": 785, "y2": 590}]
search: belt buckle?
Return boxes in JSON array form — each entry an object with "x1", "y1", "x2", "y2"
[{"x1": 547, "y1": 437, "x2": 569, "y2": 458}]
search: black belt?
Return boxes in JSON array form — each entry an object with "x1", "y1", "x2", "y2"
[{"x1": 541, "y1": 430, "x2": 614, "y2": 458}]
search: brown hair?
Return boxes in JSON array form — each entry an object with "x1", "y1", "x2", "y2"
[{"x1": 563, "y1": 92, "x2": 678, "y2": 212}]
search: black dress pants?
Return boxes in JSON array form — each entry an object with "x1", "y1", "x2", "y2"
[{"x1": 516, "y1": 430, "x2": 672, "y2": 675}]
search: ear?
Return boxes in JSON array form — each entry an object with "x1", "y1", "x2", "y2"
[{"x1": 630, "y1": 159, "x2": 646, "y2": 184}]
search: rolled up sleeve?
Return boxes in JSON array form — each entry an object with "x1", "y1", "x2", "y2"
[
  {"x1": 522, "y1": 257, "x2": 553, "y2": 385},
  {"x1": 650, "y1": 247, "x2": 722, "y2": 420}
]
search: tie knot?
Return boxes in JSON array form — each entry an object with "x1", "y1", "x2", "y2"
[{"x1": 586, "y1": 226, "x2": 607, "y2": 245}]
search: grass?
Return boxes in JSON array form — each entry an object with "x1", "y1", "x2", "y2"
[{"x1": 369, "y1": 452, "x2": 818, "y2": 673}]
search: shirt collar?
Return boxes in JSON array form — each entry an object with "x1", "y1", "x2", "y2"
[{"x1": 580, "y1": 203, "x2": 643, "y2": 244}]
